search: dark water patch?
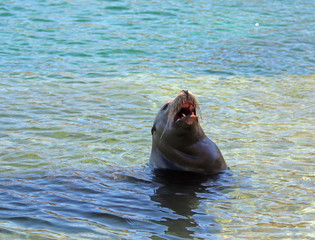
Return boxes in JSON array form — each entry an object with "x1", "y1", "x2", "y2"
[
  {"x1": 0, "y1": 167, "x2": 237, "y2": 239},
  {"x1": 105, "y1": 6, "x2": 130, "y2": 11},
  {"x1": 204, "y1": 69, "x2": 235, "y2": 76},
  {"x1": 0, "y1": 12, "x2": 14, "y2": 17},
  {"x1": 97, "y1": 48, "x2": 151, "y2": 56},
  {"x1": 74, "y1": 18, "x2": 92, "y2": 23},
  {"x1": 46, "y1": 74, "x2": 75, "y2": 79},
  {"x1": 30, "y1": 18, "x2": 55, "y2": 23},
  {"x1": 139, "y1": 10, "x2": 177, "y2": 17},
  {"x1": 62, "y1": 52, "x2": 93, "y2": 58}
]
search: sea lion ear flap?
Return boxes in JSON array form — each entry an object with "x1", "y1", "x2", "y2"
[{"x1": 151, "y1": 124, "x2": 156, "y2": 135}]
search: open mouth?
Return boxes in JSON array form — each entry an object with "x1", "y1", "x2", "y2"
[{"x1": 174, "y1": 103, "x2": 197, "y2": 123}]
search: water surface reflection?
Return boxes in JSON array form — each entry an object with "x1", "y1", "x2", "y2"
[
  {"x1": 151, "y1": 169, "x2": 234, "y2": 239},
  {"x1": 0, "y1": 167, "x2": 237, "y2": 239}
]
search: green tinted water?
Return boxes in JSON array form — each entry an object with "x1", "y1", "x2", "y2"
[{"x1": 0, "y1": 0, "x2": 314, "y2": 239}]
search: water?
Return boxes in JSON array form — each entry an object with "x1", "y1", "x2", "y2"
[{"x1": 0, "y1": 0, "x2": 314, "y2": 239}]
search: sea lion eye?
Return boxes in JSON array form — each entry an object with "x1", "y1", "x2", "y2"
[{"x1": 162, "y1": 103, "x2": 169, "y2": 111}]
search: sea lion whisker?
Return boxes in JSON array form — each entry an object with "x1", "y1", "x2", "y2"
[
  {"x1": 160, "y1": 116, "x2": 169, "y2": 140},
  {"x1": 160, "y1": 108, "x2": 174, "y2": 140}
]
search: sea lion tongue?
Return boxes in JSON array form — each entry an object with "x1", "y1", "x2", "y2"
[{"x1": 174, "y1": 103, "x2": 197, "y2": 125}]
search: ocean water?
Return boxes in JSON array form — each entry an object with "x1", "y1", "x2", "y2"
[{"x1": 0, "y1": 0, "x2": 314, "y2": 239}]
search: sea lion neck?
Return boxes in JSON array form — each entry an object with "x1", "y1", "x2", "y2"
[{"x1": 171, "y1": 124, "x2": 206, "y2": 147}]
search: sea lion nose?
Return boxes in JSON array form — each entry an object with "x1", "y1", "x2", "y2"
[{"x1": 181, "y1": 90, "x2": 189, "y2": 98}]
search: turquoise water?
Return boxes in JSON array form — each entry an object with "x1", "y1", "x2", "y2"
[{"x1": 1, "y1": 0, "x2": 314, "y2": 239}]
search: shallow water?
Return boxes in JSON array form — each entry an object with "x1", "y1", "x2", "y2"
[{"x1": 1, "y1": 0, "x2": 314, "y2": 239}]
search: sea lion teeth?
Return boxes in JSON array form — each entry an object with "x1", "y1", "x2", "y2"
[{"x1": 150, "y1": 90, "x2": 227, "y2": 175}]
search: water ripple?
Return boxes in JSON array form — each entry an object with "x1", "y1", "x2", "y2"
[{"x1": 1, "y1": 0, "x2": 314, "y2": 239}]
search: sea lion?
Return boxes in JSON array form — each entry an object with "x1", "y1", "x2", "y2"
[{"x1": 150, "y1": 90, "x2": 227, "y2": 175}]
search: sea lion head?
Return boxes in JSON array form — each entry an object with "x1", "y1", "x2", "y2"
[
  {"x1": 151, "y1": 90, "x2": 205, "y2": 145},
  {"x1": 150, "y1": 90, "x2": 227, "y2": 174}
]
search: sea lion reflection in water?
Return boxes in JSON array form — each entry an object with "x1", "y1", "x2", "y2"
[{"x1": 150, "y1": 90, "x2": 227, "y2": 175}]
